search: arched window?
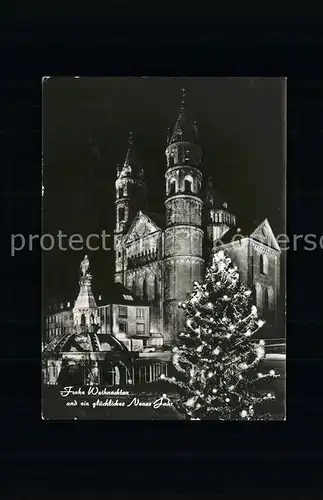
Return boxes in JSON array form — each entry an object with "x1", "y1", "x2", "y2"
[
  {"x1": 118, "y1": 188, "x2": 123, "y2": 199},
  {"x1": 260, "y1": 254, "x2": 268, "y2": 275},
  {"x1": 90, "y1": 313, "x2": 94, "y2": 324},
  {"x1": 253, "y1": 283, "x2": 263, "y2": 309},
  {"x1": 184, "y1": 175, "x2": 193, "y2": 193},
  {"x1": 169, "y1": 180, "x2": 176, "y2": 196},
  {"x1": 169, "y1": 152, "x2": 174, "y2": 167},
  {"x1": 184, "y1": 179, "x2": 192, "y2": 193},
  {"x1": 81, "y1": 313, "x2": 86, "y2": 326},
  {"x1": 118, "y1": 207, "x2": 125, "y2": 222}
]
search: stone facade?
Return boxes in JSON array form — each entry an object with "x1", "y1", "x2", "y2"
[{"x1": 114, "y1": 93, "x2": 282, "y2": 344}]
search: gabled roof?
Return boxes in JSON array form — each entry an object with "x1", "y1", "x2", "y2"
[
  {"x1": 218, "y1": 218, "x2": 281, "y2": 252},
  {"x1": 97, "y1": 282, "x2": 148, "y2": 306},
  {"x1": 123, "y1": 210, "x2": 162, "y2": 245}
]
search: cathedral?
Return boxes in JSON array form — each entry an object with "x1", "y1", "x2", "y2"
[{"x1": 114, "y1": 91, "x2": 282, "y2": 345}]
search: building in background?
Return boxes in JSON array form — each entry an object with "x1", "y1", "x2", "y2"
[
  {"x1": 114, "y1": 90, "x2": 282, "y2": 343},
  {"x1": 42, "y1": 256, "x2": 168, "y2": 387}
]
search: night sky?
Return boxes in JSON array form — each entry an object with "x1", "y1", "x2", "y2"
[{"x1": 42, "y1": 77, "x2": 286, "y2": 303}]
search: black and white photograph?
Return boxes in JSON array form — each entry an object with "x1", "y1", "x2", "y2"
[{"x1": 41, "y1": 77, "x2": 286, "y2": 420}]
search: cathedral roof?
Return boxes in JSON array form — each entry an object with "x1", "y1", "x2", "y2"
[
  {"x1": 217, "y1": 218, "x2": 281, "y2": 252},
  {"x1": 97, "y1": 282, "x2": 148, "y2": 307},
  {"x1": 118, "y1": 132, "x2": 145, "y2": 180},
  {"x1": 168, "y1": 89, "x2": 199, "y2": 146},
  {"x1": 204, "y1": 176, "x2": 229, "y2": 210}
]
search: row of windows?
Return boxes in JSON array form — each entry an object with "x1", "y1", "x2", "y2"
[
  {"x1": 48, "y1": 313, "x2": 73, "y2": 324},
  {"x1": 119, "y1": 322, "x2": 145, "y2": 335},
  {"x1": 210, "y1": 211, "x2": 235, "y2": 226},
  {"x1": 118, "y1": 306, "x2": 145, "y2": 319},
  {"x1": 48, "y1": 302, "x2": 71, "y2": 313},
  {"x1": 167, "y1": 149, "x2": 198, "y2": 167},
  {"x1": 167, "y1": 176, "x2": 201, "y2": 196}
]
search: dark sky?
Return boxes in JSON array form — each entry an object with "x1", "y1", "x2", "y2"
[{"x1": 42, "y1": 77, "x2": 285, "y2": 302}]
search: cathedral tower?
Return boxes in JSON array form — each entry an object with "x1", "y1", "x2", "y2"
[
  {"x1": 204, "y1": 176, "x2": 236, "y2": 257},
  {"x1": 114, "y1": 133, "x2": 146, "y2": 284},
  {"x1": 163, "y1": 89, "x2": 204, "y2": 343}
]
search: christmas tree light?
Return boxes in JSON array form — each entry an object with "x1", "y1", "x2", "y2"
[{"x1": 160, "y1": 250, "x2": 279, "y2": 420}]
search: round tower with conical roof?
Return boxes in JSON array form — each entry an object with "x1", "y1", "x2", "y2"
[
  {"x1": 114, "y1": 132, "x2": 146, "y2": 284},
  {"x1": 163, "y1": 90, "x2": 204, "y2": 343}
]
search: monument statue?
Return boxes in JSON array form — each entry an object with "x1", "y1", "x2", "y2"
[{"x1": 80, "y1": 254, "x2": 90, "y2": 277}]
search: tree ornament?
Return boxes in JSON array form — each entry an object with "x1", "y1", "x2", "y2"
[
  {"x1": 256, "y1": 345, "x2": 265, "y2": 359},
  {"x1": 185, "y1": 396, "x2": 197, "y2": 408},
  {"x1": 240, "y1": 410, "x2": 248, "y2": 418}
]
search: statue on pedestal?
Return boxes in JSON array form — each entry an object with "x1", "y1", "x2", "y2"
[{"x1": 80, "y1": 254, "x2": 90, "y2": 277}]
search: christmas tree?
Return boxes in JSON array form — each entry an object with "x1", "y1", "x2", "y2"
[{"x1": 161, "y1": 250, "x2": 279, "y2": 420}]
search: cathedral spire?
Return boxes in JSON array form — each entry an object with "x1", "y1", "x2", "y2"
[
  {"x1": 119, "y1": 132, "x2": 144, "y2": 180},
  {"x1": 168, "y1": 88, "x2": 199, "y2": 146}
]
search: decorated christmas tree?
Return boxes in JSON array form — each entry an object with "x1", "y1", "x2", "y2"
[{"x1": 161, "y1": 250, "x2": 279, "y2": 420}]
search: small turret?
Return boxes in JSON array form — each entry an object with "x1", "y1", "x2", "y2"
[{"x1": 204, "y1": 177, "x2": 236, "y2": 247}]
